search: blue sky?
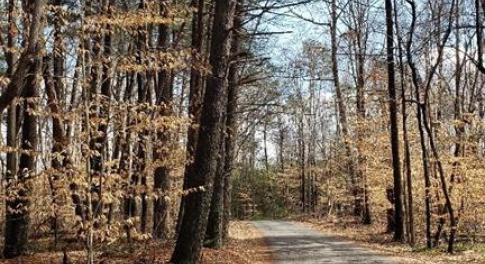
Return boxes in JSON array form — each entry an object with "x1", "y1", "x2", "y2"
[{"x1": 256, "y1": 2, "x2": 329, "y2": 67}]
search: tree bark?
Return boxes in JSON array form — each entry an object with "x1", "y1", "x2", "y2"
[
  {"x1": 4, "y1": 0, "x2": 43, "y2": 258},
  {"x1": 153, "y1": 0, "x2": 174, "y2": 240},
  {"x1": 385, "y1": 0, "x2": 404, "y2": 242},
  {"x1": 170, "y1": 0, "x2": 236, "y2": 262},
  {"x1": 405, "y1": 0, "x2": 457, "y2": 249},
  {"x1": 221, "y1": 56, "x2": 240, "y2": 243},
  {"x1": 5, "y1": 0, "x2": 18, "y2": 210},
  {"x1": 394, "y1": 0, "x2": 414, "y2": 244},
  {"x1": 176, "y1": 0, "x2": 206, "y2": 235},
  {"x1": 206, "y1": 1, "x2": 244, "y2": 246},
  {"x1": 0, "y1": 0, "x2": 44, "y2": 114},
  {"x1": 330, "y1": 0, "x2": 353, "y2": 187},
  {"x1": 205, "y1": 130, "x2": 227, "y2": 249},
  {"x1": 405, "y1": 0, "x2": 432, "y2": 248}
]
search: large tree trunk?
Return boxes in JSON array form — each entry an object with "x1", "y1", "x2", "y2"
[
  {"x1": 4, "y1": 0, "x2": 43, "y2": 258},
  {"x1": 170, "y1": 0, "x2": 236, "y2": 262},
  {"x1": 204, "y1": 130, "x2": 227, "y2": 249},
  {"x1": 4, "y1": 57, "x2": 40, "y2": 259},
  {"x1": 0, "y1": 1, "x2": 41, "y2": 113},
  {"x1": 385, "y1": 0, "x2": 404, "y2": 242},
  {"x1": 5, "y1": 0, "x2": 18, "y2": 218},
  {"x1": 175, "y1": 0, "x2": 206, "y2": 235},
  {"x1": 205, "y1": 2, "x2": 244, "y2": 244}
]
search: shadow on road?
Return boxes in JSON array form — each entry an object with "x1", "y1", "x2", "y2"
[{"x1": 252, "y1": 220, "x2": 401, "y2": 264}]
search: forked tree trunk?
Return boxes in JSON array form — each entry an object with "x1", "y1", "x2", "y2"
[
  {"x1": 206, "y1": 1, "x2": 244, "y2": 244},
  {"x1": 405, "y1": 0, "x2": 432, "y2": 248},
  {"x1": 4, "y1": 57, "x2": 40, "y2": 259},
  {"x1": 170, "y1": 0, "x2": 236, "y2": 262},
  {"x1": 4, "y1": 0, "x2": 43, "y2": 258}
]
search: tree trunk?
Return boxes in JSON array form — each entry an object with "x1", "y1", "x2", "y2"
[
  {"x1": 205, "y1": 132, "x2": 227, "y2": 249},
  {"x1": 221, "y1": 58, "x2": 240, "y2": 243},
  {"x1": 4, "y1": 57, "x2": 40, "y2": 258},
  {"x1": 348, "y1": 1, "x2": 369, "y2": 221},
  {"x1": 299, "y1": 112, "x2": 306, "y2": 213},
  {"x1": 5, "y1": 0, "x2": 18, "y2": 222},
  {"x1": 422, "y1": 104, "x2": 457, "y2": 253},
  {"x1": 263, "y1": 117, "x2": 269, "y2": 171},
  {"x1": 394, "y1": 0, "x2": 415, "y2": 245},
  {"x1": 277, "y1": 118, "x2": 285, "y2": 172},
  {"x1": 43, "y1": 55, "x2": 69, "y2": 246},
  {"x1": 4, "y1": 0, "x2": 43, "y2": 258},
  {"x1": 153, "y1": 0, "x2": 174, "y2": 240},
  {"x1": 135, "y1": 0, "x2": 149, "y2": 234},
  {"x1": 405, "y1": 0, "x2": 432, "y2": 248},
  {"x1": 206, "y1": 1, "x2": 244, "y2": 245},
  {"x1": 175, "y1": 0, "x2": 205, "y2": 235},
  {"x1": 170, "y1": 0, "x2": 236, "y2": 262},
  {"x1": 385, "y1": 0, "x2": 404, "y2": 242},
  {"x1": 330, "y1": 0, "x2": 360, "y2": 217}
]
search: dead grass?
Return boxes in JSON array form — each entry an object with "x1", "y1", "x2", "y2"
[
  {"x1": 296, "y1": 216, "x2": 485, "y2": 264},
  {"x1": 0, "y1": 221, "x2": 274, "y2": 264},
  {"x1": 225, "y1": 221, "x2": 274, "y2": 264}
]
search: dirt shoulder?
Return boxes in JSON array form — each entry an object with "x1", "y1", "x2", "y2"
[{"x1": 223, "y1": 221, "x2": 275, "y2": 264}]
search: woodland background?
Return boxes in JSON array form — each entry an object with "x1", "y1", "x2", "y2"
[{"x1": 0, "y1": 0, "x2": 483, "y2": 263}]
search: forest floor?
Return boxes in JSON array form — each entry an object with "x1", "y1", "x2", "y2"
[
  {"x1": 294, "y1": 216, "x2": 485, "y2": 264},
  {"x1": 0, "y1": 221, "x2": 273, "y2": 264}
]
